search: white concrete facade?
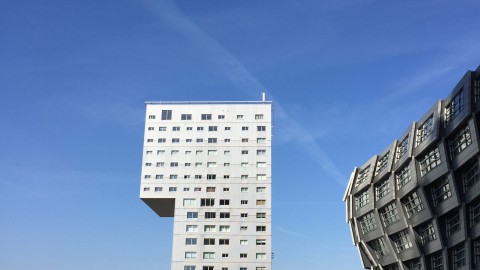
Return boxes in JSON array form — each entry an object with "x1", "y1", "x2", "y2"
[{"x1": 140, "y1": 101, "x2": 272, "y2": 270}]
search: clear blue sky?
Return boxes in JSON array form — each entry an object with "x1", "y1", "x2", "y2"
[{"x1": 1, "y1": 0, "x2": 479, "y2": 269}]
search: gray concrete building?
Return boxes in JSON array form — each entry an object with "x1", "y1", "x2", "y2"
[
  {"x1": 140, "y1": 99, "x2": 272, "y2": 270},
  {"x1": 344, "y1": 66, "x2": 480, "y2": 270}
]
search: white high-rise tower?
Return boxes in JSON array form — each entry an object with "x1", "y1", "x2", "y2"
[{"x1": 140, "y1": 99, "x2": 272, "y2": 270}]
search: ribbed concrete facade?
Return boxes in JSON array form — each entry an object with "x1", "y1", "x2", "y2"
[
  {"x1": 140, "y1": 101, "x2": 272, "y2": 270},
  {"x1": 344, "y1": 66, "x2": 480, "y2": 270}
]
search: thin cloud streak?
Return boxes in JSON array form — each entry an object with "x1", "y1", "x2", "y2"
[{"x1": 141, "y1": 0, "x2": 347, "y2": 184}]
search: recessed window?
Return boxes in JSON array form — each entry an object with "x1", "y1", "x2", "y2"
[
  {"x1": 208, "y1": 126, "x2": 217, "y2": 131},
  {"x1": 219, "y1": 199, "x2": 230, "y2": 205},
  {"x1": 181, "y1": 114, "x2": 192, "y2": 120},
  {"x1": 183, "y1": 199, "x2": 196, "y2": 206},
  {"x1": 173, "y1": 126, "x2": 180, "y2": 131},
  {"x1": 240, "y1": 240, "x2": 248, "y2": 245},
  {"x1": 201, "y1": 114, "x2": 212, "y2": 120},
  {"x1": 201, "y1": 198, "x2": 215, "y2": 207},
  {"x1": 185, "y1": 238, "x2": 197, "y2": 245},
  {"x1": 355, "y1": 189, "x2": 369, "y2": 210},
  {"x1": 197, "y1": 127, "x2": 204, "y2": 131},
  {"x1": 401, "y1": 190, "x2": 424, "y2": 218},
  {"x1": 154, "y1": 187, "x2": 162, "y2": 192},
  {"x1": 237, "y1": 115, "x2": 244, "y2": 119},
  {"x1": 241, "y1": 150, "x2": 249, "y2": 155},
  {"x1": 256, "y1": 200, "x2": 266, "y2": 205},
  {"x1": 241, "y1": 200, "x2": 248, "y2": 205},
  {"x1": 240, "y1": 253, "x2": 247, "y2": 258},
  {"x1": 419, "y1": 147, "x2": 441, "y2": 176},
  {"x1": 395, "y1": 165, "x2": 411, "y2": 190},
  {"x1": 450, "y1": 243, "x2": 466, "y2": 269},
  {"x1": 445, "y1": 89, "x2": 464, "y2": 127},
  {"x1": 462, "y1": 158, "x2": 480, "y2": 193},
  {"x1": 391, "y1": 229, "x2": 413, "y2": 253},
  {"x1": 375, "y1": 178, "x2": 391, "y2": 201},
  {"x1": 417, "y1": 222, "x2": 436, "y2": 244},
  {"x1": 219, "y1": 225, "x2": 230, "y2": 232},
  {"x1": 255, "y1": 114, "x2": 264, "y2": 120},
  {"x1": 186, "y1": 212, "x2": 198, "y2": 218},
  {"x1": 416, "y1": 115, "x2": 434, "y2": 146},
  {"x1": 379, "y1": 202, "x2": 399, "y2": 227},
  {"x1": 186, "y1": 225, "x2": 198, "y2": 232},
  {"x1": 218, "y1": 115, "x2": 225, "y2": 119},
  {"x1": 208, "y1": 150, "x2": 217, "y2": 155},
  {"x1": 368, "y1": 237, "x2": 389, "y2": 259},
  {"x1": 225, "y1": 126, "x2": 231, "y2": 130},
  {"x1": 359, "y1": 212, "x2": 376, "y2": 234},
  {"x1": 203, "y1": 252, "x2": 215, "y2": 259},
  {"x1": 257, "y1": 126, "x2": 266, "y2": 131},
  {"x1": 448, "y1": 124, "x2": 472, "y2": 159},
  {"x1": 205, "y1": 212, "x2": 216, "y2": 219},
  {"x1": 256, "y1": 226, "x2": 266, "y2": 232},
  {"x1": 158, "y1": 138, "x2": 166, "y2": 143},
  {"x1": 256, "y1": 213, "x2": 266, "y2": 219},
  {"x1": 207, "y1": 162, "x2": 217, "y2": 168},
  {"x1": 242, "y1": 138, "x2": 249, "y2": 142},
  {"x1": 242, "y1": 126, "x2": 249, "y2": 131},
  {"x1": 431, "y1": 178, "x2": 452, "y2": 206},
  {"x1": 256, "y1": 253, "x2": 266, "y2": 260},
  {"x1": 169, "y1": 187, "x2": 177, "y2": 192},
  {"x1": 161, "y1": 110, "x2": 172, "y2": 120},
  {"x1": 159, "y1": 127, "x2": 166, "y2": 131},
  {"x1": 185, "y1": 252, "x2": 197, "y2": 259},
  {"x1": 257, "y1": 149, "x2": 266, "y2": 155},
  {"x1": 241, "y1": 187, "x2": 248, "y2": 192},
  {"x1": 147, "y1": 127, "x2": 154, "y2": 131},
  {"x1": 208, "y1": 138, "x2": 217, "y2": 143},
  {"x1": 186, "y1": 127, "x2": 193, "y2": 130},
  {"x1": 375, "y1": 151, "x2": 390, "y2": 176},
  {"x1": 219, "y1": 239, "x2": 229, "y2": 245},
  {"x1": 257, "y1": 187, "x2": 266, "y2": 193},
  {"x1": 204, "y1": 225, "x2": 216, "y2": 232},
  {"x1": 206, "y1": 186, "x2": 216, "y2": 192},
  {"x1": 257, "y1": 174, "x2": 267, "y2": 180},
  {"x1": 396, "y1": 135, "x2": 409, "y2": 162},
  {"x1": 447, "y1": 209, "x2": 461, "y2": 236},
  {"x1": 220, "y1": 212, "x2": 230, "y2": 218}
]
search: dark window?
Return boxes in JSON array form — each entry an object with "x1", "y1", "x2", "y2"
[
  {"x1": 462, "y1": 158, "x2": 480, "y2": 192},
  {"x1": 368, "y1": 237, "x2": 389, "y2": 258},
  {"x1": 355, "y1": 166, "x2": 370, "y2": 186},
  {"x1": 375, "y1": 151, "x2": 390, "y2": 176},
  {"x1": 390, "y1": 229, "x2": 413, "y2": 253},
  {"x1": 181, "y1": 114, "x2": 192, "y2": 120},
  {"x1": 201, "y1": 198, "x2": 215, "y2": 207},
  {"x1": 416, "y1": 115, "x2": 434, "y2": 146},
  {"x1": 419, "y1": 147, "x2": 441, "y2": 176},
  {"x1": 379, "y1": 202, "x2": 399, "y2": 227},
  {"x1": 447, "y1": 209, "x2": 461, "y2": 236},
  {"x1": 428, "y1": 251, "x2": 443, "y2": 270},
  {"x1": 445, "y1": 89, "x2": 464, "y2": 127},
  {"x1": 450, "y1": 243, "x2": 466, "y2": 270},
  {"x1": 401, "y1": 191, "x2": 424, "y2": 218},
  {"x1": 396, "y1": 135, "x2": 409, "y2": 162},
  {"x1": 431, "y1": 178, "x2": 452, "y2": 206},
  {"x1": 201, "y1": 114, "x2": 212, "y2": 120},
  {"x1": 161, "y1": 110, "x2": 172, "y2": 120},
  {"x1": 448, "y1": 124, "x2": 472, "y2": 159},
  {"x1": 417, "y1": 222, "x2": 436, "y2": 244}
]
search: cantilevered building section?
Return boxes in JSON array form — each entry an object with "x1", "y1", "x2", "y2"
[
  {"x1": 344, "y1": 66, "x2": 480, "y2": 270},
  {"x1": 140, "y1": 99, "x2": 272, "y2": 270}
]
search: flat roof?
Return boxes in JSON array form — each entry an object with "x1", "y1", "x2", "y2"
[{"x1": 145, "y1": 101, "x2": 272, "y2": 105}]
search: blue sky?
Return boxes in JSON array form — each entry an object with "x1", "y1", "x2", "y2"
[{"x1": 1, "y1": 0, "x2": 479, "y2": 269}]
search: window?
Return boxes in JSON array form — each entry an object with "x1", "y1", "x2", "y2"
[
  {"x1": 208, "y1": 138, "x2": 217, "y2": 143},
  {"x1": 225, "y1": 126, "x2": 231, "y2": 130},
  {"x1": 240, "y1": 253, "x2": 248, "y2": 258},
  {"x1": 204, "y1": 238, "x2": 215, "y2": 245},
  {"x1": 143, "y1": 187, "x2": 150, "y2": 191},
  {"x1": 222, "y1": 253, "x2": 229, "y2": 258},
  {"x1": 203, "y1": 267, "x2": 214, "y2": 270},
  {"x1": 375, "y1": 152, "x2": 390, "y2": 176},
  {"x1": 184, "y1": 175, "x2": 191, "y2": 179},
  {"x1": 196, "y1": 150, "x2": 203, "y2": 155},
  {"x1": 204, "y1": 225, "x2": 216, "y2": 232},
  {"x1": 476, "y1": 79, "x2": 480, "y2": 102},
  {"x1": 197, "y1": 127, "x2": 204, "y2": 131},
  {"x1": 147, "y1": 139, "x2": 153, "y2": 142},
  {"x1": 207, "y1": 162, "x2": 217, "y2": 168},
  {"x1": 154, "y1": 187, "x2": 162, "y2": 192},
  {"x1": 208, "y1": 150, "x2": 217, "y2": 155},
  {"x1": 445, "y1": 89, "x2": 464, "y2": 127},
  {"x1": 242, "y1": 138, "x2": 249, "y2": 143},
  {"x1": 185, "y1": 150, "x2": 191, "y2": 154},
  {"x1": 148, "y1": 115, "x2": 155, "y2": 119},
  {"x1": 201, "y1": 198, "x2": 215, "y2": 207},
  {"x1": 169, "y1": 187, "x2": 177, "y2": 192},
  {"x1": 205, "y1": 212, "x2": 216, "y2": 219},
  {"x1": 256, "y1": 213, "x2": 266, "y2": 219},
  {"x1": 145, "y1": 163, "x2": 152, "y2": 167},
  {"x1": 406, "y1": 260, "x2": 422, "y2": 270},
  {"x1": 208, "y1": 126, "x2": 217, "y2": 131},
  {"x1": 224, "y1": 138, "x2": 230, "y2": 142},
  {"x1": 257, "y1": 149, "x2": 266, "y2": 155},
  {"x1": 144, "y1": 175, "x2": 151, "y2": 180},
  {"x1": 157, "y1": 150, "x2": 165, "y2": 155},
  {"x1": 241, "y1": 175, "x2": 248, "y2": 180},
  {"x1": 218, "y1": 115, "x2": 225, "y2": 119},
  {"x1": 159, "y1": 127, "x2": 166, "y2": 131},
  {"x1": 447, "y1": 209, "x2": 461, "y2": 236},
  {"x1": 147, "y1": 127, "x2": 154, "y2": 131},
  {"x1": 224, "y1": 150, "x2": 230, "y2": 155},
  {"x1": 256, "y1": 200, "x2": 266, "y2": 206},
  {"x1": 401, "y1": 191, "x2": 424, "y2": 218},
  {"x1": 201, "y1": 114, "x2": 212, "y2": 120},
  {"x1": 242, "y1": 126, "x2": 249, "y2": 131},
  {"x1": 183, "y1": 199, "x2": 196, "y2": 206},
  {"x1": 155, "y1": 175, "x2": 163, "y2": 179},
  {"x1": 257, "y1": 187, "x2": 266, "y2": 193},
  {"x1": 359, "y1": 212, "x2": 376, "y2": 234},
  {"x1": 158, "y1": 138, "x2": 166, "y2": 143},
  {"x1": 185, "y1": 163, "x2": 191, "y2": 167},
  {"x1": 206, "y1": 187, "x2": 216, "y2": 193},
  {"x1": 474, "y1": 238, "x2": 480, "y2": 265},
  {"x1": 462, "y1": 158, "x2": 480, "y2": 192},
  {"x1": 219, "y1": 239, "x2": 229, "y2": 245},
  {"x1": 194, "y1": 187, "x2": 201, "y2": 191},
  {"x1": 187, "y1": 212, "x2": 198, "y2": 219},
  {"x1": 355, "y1": 189, "x2": 369, "y2": 210},
  {"x1": 185, "y1": 252, "x2": 197, "y2": 259},
  {"x1": 431, "y1": 178, "x2": 452, "y2": 206},
  {"x1": 375, "y1": 178, "x2": 391, "y2": 201},
  {"x1": 391, "y1": 229, "x2": 412, "y2": 253},
  {"x1": 449, "y1": 124, "x2": 472, "y2": 159},
  {"x1": 185, "y1": 238, "x2": 197, "y2": 245},
  {"x1": 170, "y1": 162, "x2": 178, "y2": 167},
  {"x1": 256, "y1": 226, "x2": 266, "y2": 232},
  {"x1": 184, "y1": 266, "x2": 196, "y2": 270},
  {"x1": 255, "y1": 114, "x2": 264, "y2": 120},
  {"x1": 241, "y1": 162, "x2": 249, "y2": 167},
  {"x1": 240, "y1": 226, "x2": 248, "y2": 231},
  {"x1": 241, "y1": 200, "x2": 248, "y2": 205},
  {"x1": 241, "y1": 213, "x2": 248, "y2": 218},
  {"x1": 183, "y1": 187, "x2": 189, "y2": 191},
  {"x1": 257, "y1": 162, "x2": 267, "y2": 168},
  {"x1": 207, "y1": 175, "x2": 216, "y2": 180},
  {"x1": 156, "y1": 162, "x2": 164, "y2": 167},
  {"x1": 257, "y1": 138, "x2": 266, "y2": 144},
  {"x1": 187, "y1": 127, "x2": 192, "y2": 130},
  {"x1": 428, "y1": 251, "x2": 444, "y2": 270},
  {"x1": 161, "y1": 110, "x2": 172, "y2": 120},
  {"x1": 368, "y1": 237, "x2": 389, "y2": 258},
  {"x1": 257, "y1": 174, "x2": 267, "y2": 180},
  {"x1": 186, "y1": 225, "x2": 198, "y2": 232},
  {"x1": 416, "y1": 115, "x2": 434, "y2": 146},
  {"x1": 173, "y1": 126, "x2": 180, "y2": 131},
  {"x1": 242, "y1": 150, "x2": 249, "y2": 155},
  {"x1": 237, "y1": 115, "x2": 244, "y2": 119},
  {"x1": 257, "y1": 126, "x2": 266, "y2": 131},
  {"x1": 450, "y1": 243, "x2": 466, "y2": 270},
  {"x1": 203, "y1": 252, "x2": 215, "y2": 259},
  {"x1": 395, "y1": 165, "x2": 411, "y2": 190},
  {"x1": 471, "y1": 199, "x2": 480, "y2": 227},
  {"x1": 223, "y1": 187, "x2": 229, "y2": 192},
  {"x1": 220, "y1": 199, "x2": 230, "y2": 205},
  {"x1": 181, "y1": 114, "x2": 192, "y2": 120},
  {"x1": 195, "y1": 163, "x2": 202, "y2": 168},
  {"x1": 224, "y1": 175, "x2": 230, "y2": 179},
  {"x1": 146, "y1": 150, "x2": 152, "y2": 154},
  {"x1": 241, "y1": 187, "x2": 248, "y2": 192},
  {"x1": 256, "y1": 239, "x2": 266, "y2": 245},
  {"x1": 220, "y1": 212, "x2": 230, "y2": 218},
  {"x1": 379, "y1": 202, "x2": 399, "y2": 227},
  {"x1": 417, "y1": 222, "x2": 436, "y2": 244},
  {"x1": 256, "y1": 253, "x2": 266, "y2": 260},
  {"x1": 355, "y1": 166, "x2": 370, "y2": 186},
  {"x1": 219, "y1": 225, "x2": 230, "y2": 232},
  {"x1": 419, "y1": 147, "x2": 441, "y2": 176},
  {"x1": 256, "y1": 268, "x2": 266, "y2": 270}
]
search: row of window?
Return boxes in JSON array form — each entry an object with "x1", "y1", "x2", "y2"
[
  {"x1": 146, "y1": 149, "x2": 268, "y2": 156},
  {"x1": 145, "y1": 162, "x2": 267, "y2": 168},
  {"x1": 185, "y1": 225, "x2": 267, "y2": 233},
  {"x1": 143, "y1": 174, "x2": 268, "y2": 180},
  {"x1": 146, "y1": 138, "x2": 268, "y2": 144},
  {"x1": 184, "y1": 252, "x2": 267, "y2": 260},
  {"x1": 148, "y1": 111, "x2": 265, "y2": 121},
  {"x1": 147, "y1": 126, "x2": 267, "y2": 132},
  {"x1": 183, "y1": 198, "x2": 267, "y2": 207},
  {"x1": 184, "y1": 266, "x2": 267, "y2": 270},
  {"x1": 356, "y1": 101, "x2": 472, "y2": 186},
  {"x1": 185, "y1": 212, "x2": 267, "y2": 219},
  {"x1": 144, "y1": 186, "x2": 267, "y2": 193}
]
